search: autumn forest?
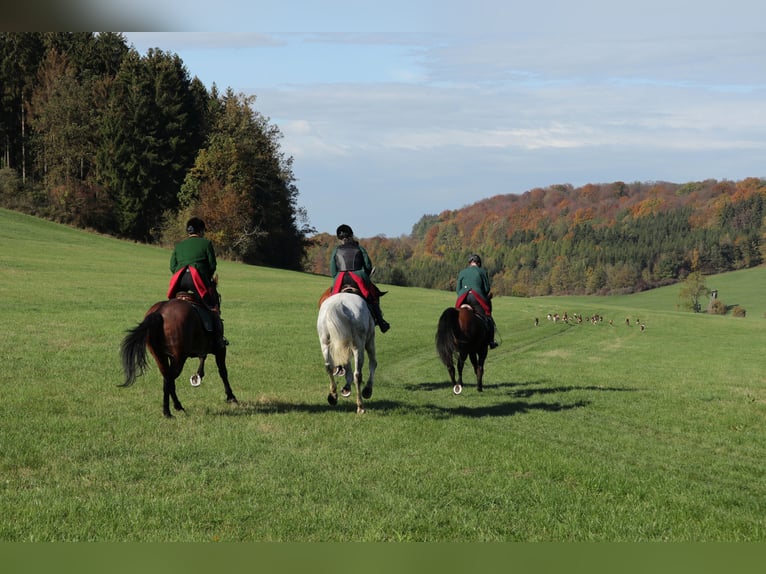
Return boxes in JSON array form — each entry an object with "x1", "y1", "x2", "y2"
[{"x1": 2, "y1": 33, "x2": 764, "y2": 297}]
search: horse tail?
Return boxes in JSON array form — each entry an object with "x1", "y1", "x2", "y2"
[
  {"x1": 324, "y1": 301, "x2": 353, "y2": 367},
  {"x1": 435, "y1": 307, "x2": 459, "y2": 366},
  {"x1": 120, "y1": 312, "x2": 163, "y2": 387}
]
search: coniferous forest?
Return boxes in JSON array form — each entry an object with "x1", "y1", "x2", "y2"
[
  {"x1": 0, "y1": 32, "x2": 312, "y2": 270},
  {"x1": 2, "y1": 33, "x2": 764, "y2": 296}
]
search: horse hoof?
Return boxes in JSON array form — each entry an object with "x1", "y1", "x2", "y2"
[
  {"x1": 477, "y1": 386, "x2": 483, "y2": 393},
  {"x1": 357, "y1": 407, "x2": 365, "y2": 414},
  {"x1": 327, "y1": 393, "x2": 338, "y2": 406},
  {"x1": 453, "y1": 384, "x2": 462, "y2": 395},
  {"x1": 190, "y1": 374, "x2": 202, "y2": 387},
  {"x1": 340, "y1": 385, "x2": 351, "y2": 398},
  {"x1": 333, "y1": 366, "x2": 345, "y2": 377},
  {"x1": 227, "y1": 396, "x2": 238, "y2": 404},
  {"x1": 362, "y1": 386, "x2": 372, "y2": 399}
]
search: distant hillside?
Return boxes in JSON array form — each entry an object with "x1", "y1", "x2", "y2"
[{"x1": 305, "y1": 178, "x2": 766, "y2": 296}]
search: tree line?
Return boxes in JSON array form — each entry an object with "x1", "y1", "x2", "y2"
[
  {"x1": 306, "y1": 178, "x2": 766, "y2": 297},
  {"x1": 0, "y1": 32, "x2": 313, "y2": 269},
  {"x1": 3, "y1": 34, "x2": 763, "y2": 297}
]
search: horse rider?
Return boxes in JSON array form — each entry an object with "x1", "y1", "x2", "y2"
[
  {"x1": 329, "y1": 224, "x2": 390, "y2": 333},
  {"x1": 456, "y1": 253, "x2": 498, "y2": 349},
  {"x1": 168, "y1": 217, "x2": 228, "y2": 348}
]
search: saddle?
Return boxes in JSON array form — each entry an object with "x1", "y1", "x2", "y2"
[
  {"x1": 175, "y1": 291, "x2": 199, "y2": 304},
  {"x1": 174, "y1": 291, "x2": 215, "y2": 333},
  {"x1": 340, "y1": 284, "x2": 362, "y2": 295},
  {"x1": 318, "y1": 281, "x2": 387, "y2": 309}
]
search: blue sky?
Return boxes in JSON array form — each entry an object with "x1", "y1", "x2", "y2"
[{"x1": 113, "y1": 1, "x2": 766, "y2": 237}]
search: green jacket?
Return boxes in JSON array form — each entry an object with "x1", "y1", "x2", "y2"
[
  {"x1": 456, "y1": 264, "x2": 491, "y2": 300},
  {"x1": 170, "y1": 236, "x2": 217, "y2": 283}
]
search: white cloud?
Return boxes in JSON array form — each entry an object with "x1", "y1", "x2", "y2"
[{"x1": 119, "y1": 4, "x2": 766, "y2": 237}]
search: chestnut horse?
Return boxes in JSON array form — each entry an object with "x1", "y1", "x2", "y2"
[
  {"x1": 120, "y1": 298, "x2": 237, "y2": 417},
  {"x1": 435, "y1": 305, "x2": 491, "y2": 395}
]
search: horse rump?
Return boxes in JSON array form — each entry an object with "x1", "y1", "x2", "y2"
[{"x1": 318, "y1": 296, "x2": 356, "y2": 367}]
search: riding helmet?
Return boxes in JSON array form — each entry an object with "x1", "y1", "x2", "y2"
[
  {"x1": 336, "y1": 224, "x2": 354, "y2": 240},
  {"x1": 468, "y1": 254, "x2": 482, "y2": 266},
  {"x1": 187, "y1": 217, "x2": 206, "y2": 235}
]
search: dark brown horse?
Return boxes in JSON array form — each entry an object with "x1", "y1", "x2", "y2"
[
  {"x1": 435, "y1": 305, "x2": 491, "y2": 394},
  {"x1": 120, "y1": 298, "x2": 238, "y2": 417}
]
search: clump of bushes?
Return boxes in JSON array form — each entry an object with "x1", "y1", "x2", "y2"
[
  {"x1": 708, "y1": 299, "x2": 746, "y2": 317},
  {"x1": 708, "y1": 299, "x2": 727, "y2": 315}
]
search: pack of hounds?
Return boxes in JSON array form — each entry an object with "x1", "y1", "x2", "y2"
[{"x1": 538, "y1": 313, "x2": 646, "y2": 331}]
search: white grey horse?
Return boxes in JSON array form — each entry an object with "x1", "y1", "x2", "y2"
[{"x1": 317, "y1": 292, "x2": 377, "y2": 413}]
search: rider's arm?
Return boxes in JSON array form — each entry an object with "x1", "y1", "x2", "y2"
[
  {"x1": 360, "y1": 245, "x2": 373, "y2": 275},
  {"x1": 329, "y1": 247, "x2": 338, "y2": 276},
  {"x1": 481, "y1": 269, "x2": 491, "y2": 295},
  {"x1": 206, "y1": 241, "x2": 217, "y2": 275}
]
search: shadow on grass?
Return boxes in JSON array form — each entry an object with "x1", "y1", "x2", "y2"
[
  {"x1": 209, "y1": 378, "x2": 630, "y2": 418},
  {"x1": 406, "y1": 378, "x2": 637, "y2": 397},
  {"x1": 213, "y1": 397, "x2": 590, "y2": 418},
  {"x1": 399, "y1": 398, "x2": 590, "y2": 418}
]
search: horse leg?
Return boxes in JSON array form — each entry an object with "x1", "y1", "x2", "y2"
[
  {"x1": 190, "y1": 356, "x2": 205, "y2": 387},
  {"x1": 476, "y1": 349, "x2": 487, "y2": 392},
  {"x1": 352, "y1": 346, "x2": 365, "y2": 414},
  {"x1": 444, "y1": 354, "x2": 459, "y2": 394},
  {"x1": 340, "y1": 361, "x2": 352, "y2": 397},
  {"x1": 326, "y1": 368, "x2": 338, "y2": 406},
  {"x1": 161, "y1": 371, "x2": 185, "y2": 418},
  {"x1": 214, "y1": 348, "x2": 238, "y2": 404},
  {"x1": 162, "y1": 376, "x2": 173, "y2": 418},
  {"x1": 447, "y1": 362, "x2": 456, "y2": 384},
  {"x1": 163, "y1": 375, "x2": 185, "y2": 417},
  {"x1": 476, "y1": 364, "x2": 484, "y2": 392},
  {"x1": 469, "y1": 352, "x2": 483, "y2": 392},
  {"x1": 321, "y1": 337, "x2": 338, "y2": 406},
  {"x1": 167, "y1": 358, "x2": 187, "y2": 415},
  {"x1": 362, "y1": 336, "x2": 376, "y2": 401},
  {"x1": 456, "y1": 352, "x2": 467, "y2": 388},
  {"x1": 341, "y1": 367, "x2": 352, "y2": 398},
  {"x1": 451, "y1": 351, "x2": 467, "y2": 395},
  {"x1": 155, "y1": 353, "x2": 184, "y2": 418}
]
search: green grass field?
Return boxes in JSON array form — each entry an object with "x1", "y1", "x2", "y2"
[{"x1": 1, "y1": 207, "x2": 765, "y2": 541}]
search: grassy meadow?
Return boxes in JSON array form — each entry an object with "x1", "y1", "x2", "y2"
[{"x1": 1, "y1": 207, "x2": 765, "y2": 542}]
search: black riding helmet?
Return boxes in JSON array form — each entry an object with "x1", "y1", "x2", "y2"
[
  {"x1": 468, "y1": 253, "x2": 482, "y2": 267},
  {"x1": 336, "y1": 224, "x2": 354, "y2": 240},
  {"x1": 187, "y1": 217, "x2": 206, "y2": 235}
]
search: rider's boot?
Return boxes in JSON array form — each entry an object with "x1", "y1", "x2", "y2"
[
  {"x1": 203, "y1": 290, "x2": 228, "y2": 348},
  {"x1": 214, "y1": 312, "x2": 229, "y2": 348},
  {"x1": 489, "y1": 316, "x2": 499, "y2": 349},
  {"x1": 368, "y1": 301, "x2": 390, "y2": 333}
]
